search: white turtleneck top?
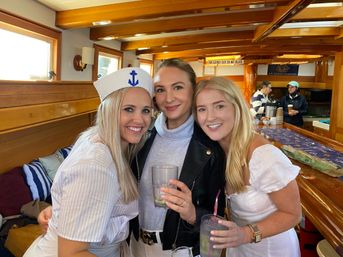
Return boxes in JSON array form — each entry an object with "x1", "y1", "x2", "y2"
[{"x1": 138, "y1": 113, "x2": 194, "y2": 230}]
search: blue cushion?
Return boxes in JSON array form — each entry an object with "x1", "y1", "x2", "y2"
[
  {"x1": 58, "y1": 146, "x2": 73, "y2": 159},
  {"x1": 22, "y1": 160, "x2": 52, "y2": 201}
]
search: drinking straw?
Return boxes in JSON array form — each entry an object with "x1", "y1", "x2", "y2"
[{"x1": 213, "y1": 189, "x2": 221, "y2": 216}]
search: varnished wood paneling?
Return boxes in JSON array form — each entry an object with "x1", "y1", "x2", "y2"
[
  {"x1": 0, "y1": 115, "x2": 92, "y2": 173},
  {"x1": 269, "y1": 27, "x2": 340, "y2": 38},
  {"x1": 244, "y1": 64, "x2": 257, "y2": 101},
  {"x1": 56, "y1": 0, "x2": 288, "y2": 29},
  {"x1": 253, "y1": 0, "x2": 312, "y2": 42},
  {"x1": 154, "y1": 45, "x2": 339, "y2": 60},
  {"x1": 91, "y1": 9, "x2": 273, "y2": 40},
  {"x1": 0, "y1": 80, "x2": 96, "y2": 108},
  {"x1": 293, "y1": 6, "x2": 343, "y2": 21},
  {"x1": 331, "y1": 48, "x2": 343, "y2": 143},
  {"x1": 122, "y1": 31, "x2": 254, "y2": 51},
  {"x1": 0, "y1": 98, "x2": 99, "y2": 132}
]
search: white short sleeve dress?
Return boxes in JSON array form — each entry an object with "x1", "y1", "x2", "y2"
[{"x1": 226, "y1": 144, "x2": 300, "y2": 257}]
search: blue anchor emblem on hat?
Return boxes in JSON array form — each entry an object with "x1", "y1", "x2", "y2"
[{"x1": 128, "y1": 70, "x2": 139, "y2": 86}]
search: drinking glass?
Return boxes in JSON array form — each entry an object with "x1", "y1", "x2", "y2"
[
  {"x1": 152, "y1": 164, "x2": 178, "y2": 208},
  {"x1": 171, "y1": 246, "x2": 193, "y2": 257},
  {"x1": 288, "y1": 104, "x2": 294, "y2": 114},
  {"x1": 200, "y1": 214, "x2": 226, "y2": 257}
]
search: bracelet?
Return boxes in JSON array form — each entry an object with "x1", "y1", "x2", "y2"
[{"x1": 248, "y1": 223, "x2": 262, "y2": 243}]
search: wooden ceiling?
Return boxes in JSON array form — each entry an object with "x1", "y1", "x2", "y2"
[{"x1": 49, "y1": 0, "x2": 343, "y2": 63}]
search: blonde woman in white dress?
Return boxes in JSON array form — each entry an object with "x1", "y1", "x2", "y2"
[{"x1": 194, "y1": 77, "x2": 301, "y2": 257}]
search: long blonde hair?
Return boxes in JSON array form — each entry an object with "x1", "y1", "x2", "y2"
[
  {"x1": 80, "y1": 88, "x2": 148, "y2": 203},
  {"x1": 194, "y1": 77, "x2": 254, "y2": 193}
]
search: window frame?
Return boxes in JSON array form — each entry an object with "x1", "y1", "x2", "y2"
[
  {"x1": 92, "y1": 44, "x2": 123, "y2": 81},
  {"x1": 0, "y1": 10, "x2": 61, "y2": 80},
  {"x1": 139, "y1": 58, "x2": 154, "y2": 76}
]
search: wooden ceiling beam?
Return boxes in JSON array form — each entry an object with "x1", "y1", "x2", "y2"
[
  {"x1": 292, "y1": 6, "x2": 343, "y2": 21},
  {"x1": 154, "y1": 45, "x2": 340, "y2": 59},
  {"x1": 268, "y1": 27, "x2": 340, "y2": 37},
  {"x1": 90, "y1": 9, "x2": 273, "y2": 40},
  {"x1": 263, "y1": 37, "x2": 343, "y2": 45},
  {"x1": 136, "y1": 40, "x2": 254, "y2": 54},
  {"x1": 336, "y1": 28, "x2": 343, "y2": 40},
  {"x1": 121, "y1": 31, "x2": 254, "y2": 50},
  {"x1": 56, "y1": 0, "x2": 289, "y2": 29},
  {"x1": 253, "y1": 0, "x2": 313, "y2": 42},
  {"x1": 138, "y1": 37, "x2": 343, "y2": 55}
]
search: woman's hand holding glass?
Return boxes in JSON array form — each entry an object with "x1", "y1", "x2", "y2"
[
  {"x1": 161, "y1": 179, "x2": 196, "y2": 225},
  {"x1": 209, "y1": 220, "x2": 252, "y2": 249}
]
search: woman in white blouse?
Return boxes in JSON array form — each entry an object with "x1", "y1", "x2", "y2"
[
  {"x1": 24, "y1": 67, "x2": 153, "y2": 257},
  {"x1": 194, "y1": 77, "x2": 301, "y2": 257}
]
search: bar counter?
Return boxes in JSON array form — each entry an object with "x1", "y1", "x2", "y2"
[{"x1": 257, "y1": 123, "x2": 343, "y2": 256}]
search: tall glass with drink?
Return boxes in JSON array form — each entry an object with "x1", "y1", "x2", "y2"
[
  {"x1": 200, "y1": 214, "x2": 226, "y2": 257},
  {"x1": 152, "y1": 164, "x2": 178, "y2": 208}
]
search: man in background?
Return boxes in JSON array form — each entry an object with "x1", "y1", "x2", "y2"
[
  {"x1": 250, "y1": 80, "x2": 273, "y2": 120},
  {"x1": 279, "y1": 80, "x2": 308, "y2": 127}
]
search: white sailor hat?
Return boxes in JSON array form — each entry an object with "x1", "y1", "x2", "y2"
[{"x1": 94, "y1": 67, "x2": 153, "y2": 101}]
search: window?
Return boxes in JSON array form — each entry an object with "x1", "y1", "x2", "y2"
[
  {"x1": 139, "y1": 59, "x2": 154, "y2": 76},
  {"x1": 93, "y1": 45, "x2": 123, "y2": 80},
  {"x1": 0, "y1": 10, "x2": 61, "y2": 81}
]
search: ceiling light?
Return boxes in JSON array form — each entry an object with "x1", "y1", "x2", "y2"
[
  {"x1": 134, "y1": 33, "x2": 145, "y2": 37},
  {"x1": 205, "y1": 55, "x2": 243, "y2": 65},
  {"x1": 101, "y1": 36, "x2": 117, "y2": 40},
  {"x1": 206, "y1": 55, "x2": 241, "y2": 61},
  {"x1": 278, "y1": 54, "x2": 322, "y2": 59},
  {"x1": 308, "y1": 3, "x2": 342, "y2": 8},
  {"x1": 92, "y1": 20, "x2": 111, "y2": 26},
  {"x1": 138, "y1": 47, "x2": 149, "y2": 50},
  {"x1": 281, "y1": 21, "x2": 343, "y2": 29},
  {"x1": 161, "y1": 45, "x2": 168, "y2": 48}
]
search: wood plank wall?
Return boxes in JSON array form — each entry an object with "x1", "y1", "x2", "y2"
[{"x1": 0, "y1": 80, "x2": 100, "y2": 173}]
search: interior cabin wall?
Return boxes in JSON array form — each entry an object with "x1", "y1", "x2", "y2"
[
  {"x1": 0, "y1": 81, "x2": 99, "y2": 174},
  {"x1": 190, "y1": 61, "x2": 333, "y2": 89}
]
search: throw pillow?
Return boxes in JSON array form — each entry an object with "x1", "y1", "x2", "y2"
[
  {"x1": 22, "y1": 161, "x2": 52, "y2": 201},
  {"x1": 58, "y1": 146, "x2": 73, "y2": 159}
]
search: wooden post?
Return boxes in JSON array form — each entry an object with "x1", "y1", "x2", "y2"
[
  {"x1": 243, "y1": 64, "x2": 257, "y2": 103},
  {"x1": 315, "y1": 60, "x2": 328, "y2": 83},
  {"x1": 330, "y1": 47, "x2": 343, "y2": 143}
]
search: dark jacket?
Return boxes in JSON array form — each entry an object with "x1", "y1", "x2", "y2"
[
  {"x1": 130, "y1": 122, "x2": 226, "y2": 256},
  {"x1": 279, "y1": 93, "x2": 308, "y2": 126}
]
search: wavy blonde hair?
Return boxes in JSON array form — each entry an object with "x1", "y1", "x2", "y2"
[
  {"x1": 80, "y1": 88, "x2": 149, "y2": 203},
  {"x1": 194, "y1": 77, "x2": 254, "y2": 193}
]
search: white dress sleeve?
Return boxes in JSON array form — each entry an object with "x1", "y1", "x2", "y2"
[
  {"x1": 249, "y1": 144, "x2": 300, "y2": 193},
  {"x1": 57, "y1": 155, "x2": 120, "y2": 242}
]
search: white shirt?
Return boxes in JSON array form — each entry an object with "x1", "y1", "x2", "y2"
[{"x1": 24, "y1": 134, "x2": 138, "y2": 257}]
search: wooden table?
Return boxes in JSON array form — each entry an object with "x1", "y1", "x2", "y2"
[{"x1": 259, "y1": 123, "x2": 343, "y2": 256}]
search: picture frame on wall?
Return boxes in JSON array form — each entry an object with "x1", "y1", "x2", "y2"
[{"x1": 267, "y1": 64, "x2": 299, "y2": 76}]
